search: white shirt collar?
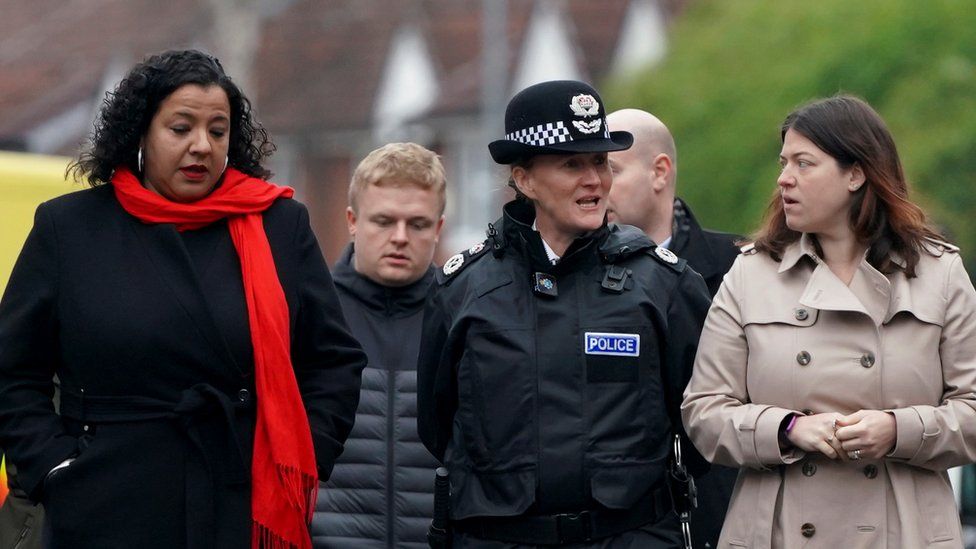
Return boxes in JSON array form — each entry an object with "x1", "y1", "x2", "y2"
[
  {"x1": 659, "y1": 235, "x2": 673, "y2": 250},
  {"x1": 532, "y1": 221, "x2": 560, "y2": 265}
]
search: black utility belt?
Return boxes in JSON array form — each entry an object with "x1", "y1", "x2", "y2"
[{"x1": 451, "y1": 486, "x2": 671, "y2": 545}]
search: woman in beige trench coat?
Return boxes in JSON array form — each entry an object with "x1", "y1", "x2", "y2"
[{"x1": 681, "y1": 95, "x2": 976, "y2": 549}]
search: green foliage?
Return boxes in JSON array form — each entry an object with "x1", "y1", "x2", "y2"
[{"x1": 605, "y1": 0, "x2": 976, "y2": 270}]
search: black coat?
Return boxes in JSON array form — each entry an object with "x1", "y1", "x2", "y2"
[
  {"x1": 0, "y1": 185, "x2": 366, "y2": 548},
  {"x1": 669, "y1": 198, "x2": 742, "y2": 298},
  {"x1": 669, "y1": 198, "x2": 742, "y2": 549},
  {"x1": 417, "y1": 200, "x2": 711, "y2": 547},
  {"x1": 0, "y1": 457, "x2": 43, "y2": 549},
  {"x1": 311, "y1": 244, "x2": 438, "y2": 548}
]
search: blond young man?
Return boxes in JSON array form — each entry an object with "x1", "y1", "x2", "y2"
[{"x1": 311, "y1": 143, "x2": 445, "y2": 548}]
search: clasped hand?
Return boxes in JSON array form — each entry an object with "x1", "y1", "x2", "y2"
[{"x1": 786, "y1": 410, "x2": 896, "y2": 460}]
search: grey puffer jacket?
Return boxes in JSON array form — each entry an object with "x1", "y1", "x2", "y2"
[{"x1": 311, "y1": 244, "x2": 438, "y2": 549}]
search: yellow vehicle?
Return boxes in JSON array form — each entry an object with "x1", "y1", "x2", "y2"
[
  {"x1": 1, "y1": 151, "x2": 78, "y2": 287},
  {"x1": 0, "y1": 150, "x2": 76, "y2": 507}
]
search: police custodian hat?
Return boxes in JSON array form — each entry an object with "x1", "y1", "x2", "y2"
[{"x1": 488, "y1": 80, "x2": 633, "y2": 165}]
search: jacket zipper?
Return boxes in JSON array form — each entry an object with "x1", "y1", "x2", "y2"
[
  {"x1": 387, "y1": 368, "x2": 396, "y2": 546},
  {"x1": 385, "y1": 295, "x2": 396, "y2": 547},
  {"x1": 13, "y1": 521, "x2": 31, "y2": 549}
]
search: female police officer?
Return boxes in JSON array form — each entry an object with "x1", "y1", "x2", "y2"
[{"x1": 417, "y1": 80, "x2": 711, "y2": 548}]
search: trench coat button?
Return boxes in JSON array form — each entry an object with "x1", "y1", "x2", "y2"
[
  {"x1": 238, "y1": 388, "x2": 250, "y2": 402},
  {"x1": 796, "y1": 351, "x2": 812, "y2": 366},
  {"x1": 863, "y1": 464, "x2": 878, "y2": 479},
  {"x1": 802, "y1": 462, "x2": 817, "y2": 477},
  {"x1": 794, "y1": 308, "x2": 809, "y2": 321},
  {"x1": 801, "y1": 523, "x2": 816, "y2": 538},
  {"x1": 860, "y1": 352, "x2": 876, "y2": 368},
  {"x1": 802, "y1": 409, "x2": 814, "y2": 416}
]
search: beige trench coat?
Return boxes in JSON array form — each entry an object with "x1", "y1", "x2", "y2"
[{"x1": 682, "y1": 234, "x2": 976, "y2": 548}]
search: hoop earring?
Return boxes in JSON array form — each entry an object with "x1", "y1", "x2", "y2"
[
  {"x1": 137, "y1": 147, "x2": 144, "y2": 173},
  {"x1": 222, "y1": 156, "x2": 229, "y2": 175}
]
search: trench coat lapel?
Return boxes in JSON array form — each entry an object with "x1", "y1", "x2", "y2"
[
  {"x1": 849, "y1": 263, "x2": 892, "y2": 327},
  {"x1": 780, "y1": 234, "x2": 891, "y2": 326},
  {"x1": 131, "y1": 220, "x2": 242, "y2": 375},
  {"x1": 797, "y1": 263, "x2": 870, "y2": 317}
]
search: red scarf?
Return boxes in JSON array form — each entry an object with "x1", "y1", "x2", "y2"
[{"x1": 112, "y1": 166, "x2": 317, "y2": 549}]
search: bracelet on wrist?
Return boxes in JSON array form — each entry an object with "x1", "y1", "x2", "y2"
[
  {"x1": 778, "y1": 413, "x2": 798, "y2": 450},
  {"x1": 785, "y1": 414, "x2": 799, "y2": 435}
]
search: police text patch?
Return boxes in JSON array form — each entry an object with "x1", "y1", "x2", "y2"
[{"x1": 583, "y1": 332, "x2": 640, "y2": 357}]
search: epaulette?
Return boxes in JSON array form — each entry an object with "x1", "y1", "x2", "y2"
[
  {"x1": 600, "y1": 223, "x2": 653, "y2": 263},
  {"x1": 436, "y1": 240, "x2": 492, "y2": 285},
  {"x1": 645, "y1": 245, "x2": 687, "y2": 272},
  {"x1": 739, "y1": 242, "x2": 757, "y2": 255},
  {"x1": 923, "y1": 237, "x2": 960, "y2": 255}
]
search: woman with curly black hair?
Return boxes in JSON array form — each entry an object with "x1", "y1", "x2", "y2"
[{"x1": 0, "y1": 49, "x2": 366, "y2": 548}]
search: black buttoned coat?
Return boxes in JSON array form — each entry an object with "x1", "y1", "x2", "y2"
[{"x1": 0, "y1": 184, "x2": 366, "y2": 548}]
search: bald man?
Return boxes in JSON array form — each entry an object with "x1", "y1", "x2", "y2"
[
  {"x1": 607, "y1": 109, "x2": 740, "y2": 548},
  {"x1": 606, "y1": 109, "x2": 740, "y2": 296}
]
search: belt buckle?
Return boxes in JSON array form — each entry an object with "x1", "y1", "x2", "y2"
[{"x1": 555, "y1": 510, "x2": 591, "y2": 543}]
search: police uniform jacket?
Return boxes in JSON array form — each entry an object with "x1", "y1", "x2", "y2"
[
  {"x1": 312, "y1": 244, "x2": 438, "y2": 548},
  {"x1": 682, "y1": 233, "x2": 976, "y2": 548},
  {"x1": 0, "y1": 185, "x2": 367, "y2": 548},
  {"x1": 417, "y1": 199, "x2": 711, "y2": 527}
]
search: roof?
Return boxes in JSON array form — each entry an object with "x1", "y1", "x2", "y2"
[
  {"x1": 0, "y1": 0, "x2": 683, "y2": 147},
  {"x1": 0, "y1": 0, "x2": 211, "y2": 143}
]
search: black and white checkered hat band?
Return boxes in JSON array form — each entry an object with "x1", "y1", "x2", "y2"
[{"x1": 505, "y1": 121, "x2": 571, "y2": 147}]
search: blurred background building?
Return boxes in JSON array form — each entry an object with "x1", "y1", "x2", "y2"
[{"x1": 0, "y1": 0, "x2": 686, "y2": 261}]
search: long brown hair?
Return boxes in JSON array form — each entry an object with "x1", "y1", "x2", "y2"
[{"x1": 752, "y1": 95, "x2": 943, "y2": 277}]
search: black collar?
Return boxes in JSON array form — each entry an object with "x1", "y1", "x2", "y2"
[
  {"x1": 332, "y1": 243, "x2": 433, "y2": 317},
  {"x1": 499, "y1": 199, "x2": 608, "y2": 273}
]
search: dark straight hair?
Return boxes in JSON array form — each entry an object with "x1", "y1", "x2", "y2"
[{"x1": 752, "y1": 94, "x2": 943, "y2": 277}]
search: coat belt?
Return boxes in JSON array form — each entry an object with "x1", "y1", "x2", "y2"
[{"x1": 59, "y1": 384, "x2": 252, "y2": 548}]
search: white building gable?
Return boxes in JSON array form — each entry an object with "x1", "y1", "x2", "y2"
[
  {"x1": 612, "y1": 0, "x2": 667, "y2": 75},
  {"x1": 512, "y1": 0, "x2": 583, "y2": 91},
  {"x1": 373, "y1": 24, "x2": 439, "y2": 140}
]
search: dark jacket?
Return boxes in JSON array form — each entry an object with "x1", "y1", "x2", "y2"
[
  {"x1": 669, "y1": 197, "x2": 741, "y2": 549},
  {"x1": 0, "y1": 458, "x2": 43, "y2": 549},
  {"x1": 0, "y1": 185, "x2": 366, "y2": 548},
  {"x1": 311, "y1": 244, "x2": 438, "y2": 548},
  {"x1": 417, "y1": 200, "x2": 711, "y2": 546},
  {"x1": 669, "y1": 198, "x2": 742, "y2": 298}
]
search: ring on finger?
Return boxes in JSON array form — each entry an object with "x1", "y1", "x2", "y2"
[{"x1": 848, "y1": 449, "x2": 861, "y2": 460}]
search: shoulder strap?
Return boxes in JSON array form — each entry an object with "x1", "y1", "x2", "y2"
[
  {"x1": 435, "y1": 240, "x2": 492, "y2": 285},
  {"x1": 644, "y1": 245, "x2": 688, "y2": 272}
]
